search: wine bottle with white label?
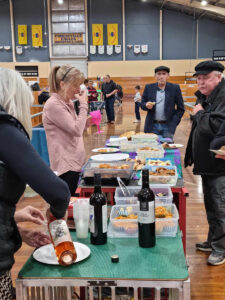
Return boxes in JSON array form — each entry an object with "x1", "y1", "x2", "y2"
[
  {"x1": 90, "y1": 173, "x2": 107, "y2": 245},
  {"x1": 138, "y1": 169, "x2": 155, "y2": 248}
]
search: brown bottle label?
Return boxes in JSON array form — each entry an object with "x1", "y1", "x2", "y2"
[{"x1": 49, "y1": 220, "x2": 72, "y2": 246}]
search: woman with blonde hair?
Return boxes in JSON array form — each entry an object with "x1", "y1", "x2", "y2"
[
  {"x1": 0, "y1": 68, "x2": 70, "y2": 299},
  {"x1": 43, "y1": 65, "x2": 88, "y2": 195}
]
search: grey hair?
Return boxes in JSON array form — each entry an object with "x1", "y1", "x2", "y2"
[
  {"x1": 0, "y1": 68, "x2": 33, "y2": 137},
  {"x1": 212, "y1": 70, "x2": 224, "y2": 78}
]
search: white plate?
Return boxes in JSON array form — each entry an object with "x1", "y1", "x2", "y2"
[
  {"x1": 210, "y1": 149, "x2": 225, "y2": 155},
  {"x1": 33, "y1": 242, "x2": 90, "y2": 265},
  {"x1": 168, "y1": 144, "x2": 184, "y2": 149},
  {"x1": 90, "y1": 153, "x2": 129, "y2": 161},
  {"x1": 92, "y1": 147, "x2": 119, "y2": 153}
]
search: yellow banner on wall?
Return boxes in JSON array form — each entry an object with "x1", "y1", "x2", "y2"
[
  {"x1": 18, "y1": 25, "x2": 27, "y2": 45},
  {"x1": 107, "y1": 24, "x2": 118, "y2": 45},
  {"x1": 32, "y1": 25, "x2": 43, "y2": 47},
  {"x1": 92, "y1": 24, "x2": 103, "y2": 46}
]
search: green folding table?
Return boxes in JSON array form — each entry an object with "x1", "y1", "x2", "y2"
[{"x1": 16, "y1": 231, "x2": 190, "y2": 300}]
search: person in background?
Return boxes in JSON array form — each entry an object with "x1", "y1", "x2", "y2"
[
  {"x1": 43, "y1": 65, "x2": 88, "y2": 196},
  {"x1": 101, "y1": 75, "x2": 118, "y2": 124},
  {"x1": 141, "y1": 66, "x2": 184, "y2": 138},
  {"x1": 0, "y1": 67, "x2": 70, "y2": 299},
  {"x1": 133, "y1": 85, "x2": 141, "y2": 123},
  {"x1": 80, "y1": 78, "x2": 89, "y2": 94},
  {"x1": 88, "y1": 80, "x2": 98, "y2": 111},
  {"x1": 184, "y1": 60, "x2": 225, "y2": 266}
]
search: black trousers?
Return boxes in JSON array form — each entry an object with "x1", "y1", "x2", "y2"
[
  {"x1": 202, "y1": 175, "x2": 225, "y2": 254},
  {"x1": 59, "y1": 171, "x2": 80, "y2": 196}
]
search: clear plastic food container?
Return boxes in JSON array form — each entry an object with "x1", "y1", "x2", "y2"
[
  {"x1": 115, "y1": 185, "x2": 173, "y2": 205},
  {"x1": 137, "y1": 144, "x2": 165, "y2": 159},
  {"x1": 108, "y1": 203, "x2": 178, "y2": 238},
  {"x1": 155, "y1": 203, "x2": 179, "y2": 237},
  {"x1": 146, "y1": 158, "x2": 172, "y2": 167},
  {"x1": 120, "y1": 141, "x2": 159, "y2": 153},
  {"x1": 138, "y1": 166, "x2": 178, "y2": 186},
  {"x1": 131, "y1": 133, "x2": 158, "y2": 143},
  {"x1": 82, "y1": 161, "x2": 134, "y2": 185},
  {"x1": 110, "y1": 204, "x2": 138, "y2": 236}
]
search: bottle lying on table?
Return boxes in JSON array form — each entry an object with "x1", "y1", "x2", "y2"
[{"x1": 48, "y1": 213, "x2": 77, "y2": 266}]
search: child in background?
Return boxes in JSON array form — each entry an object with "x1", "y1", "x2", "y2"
[{"x1": 133, "y1": 85, "x2": 141, "y2": 123}]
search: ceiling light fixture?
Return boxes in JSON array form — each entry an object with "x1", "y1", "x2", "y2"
[
  {"x1": 58, "y1": 0, "x2": 63, "y2": 4},
  {"x1": 201, "y1": 0, "x2": 208, "y2": 6}
]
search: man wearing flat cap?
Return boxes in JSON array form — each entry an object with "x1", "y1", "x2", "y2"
[
  {"x1": 141, "y1": 66, "x2": 184, "y2": 138},
  {"x1": 185, "y1": 60, "x2": 225, "y2": 266}
]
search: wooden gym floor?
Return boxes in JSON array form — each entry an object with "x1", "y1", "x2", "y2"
[{"x1": 13, "y1": 98, "x2": 225, "y2": 300}]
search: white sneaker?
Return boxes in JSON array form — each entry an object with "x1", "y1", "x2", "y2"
[{"x1": 133, "y1": 119, "x2": 141, "y2": 123}]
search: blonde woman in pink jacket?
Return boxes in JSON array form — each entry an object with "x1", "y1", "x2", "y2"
[{"x1": 43, "y1": 65, "x2": 88, "y2": 195}]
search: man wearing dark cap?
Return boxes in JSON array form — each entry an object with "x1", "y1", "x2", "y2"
[
  {"x1": 141, "y1": 66, "x2": 184, "y2": 138},
  {"x1": 185, "y1": 60, "x2": 225, "y2": 266}
]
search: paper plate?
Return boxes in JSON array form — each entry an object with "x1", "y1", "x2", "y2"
[
  {"x1": 92, "y1": 147, "x2": 119, "y2": 153},
  {"x1": 90, "y1": 153, "x2": 129, "y2": 161},
  {"x1": 168, "y1": 144, "x2": 184, "y2": 149},
  {"x1": 210, "y1": 149, "x2": 225, "y2": 155},
  {"x1": 33, "y1": 242, "x2": 90, "y2": 265}
]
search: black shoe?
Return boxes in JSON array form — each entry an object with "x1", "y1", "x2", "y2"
[{"x1": 196, "y1": 241, "x2": 212, "y2": 252}]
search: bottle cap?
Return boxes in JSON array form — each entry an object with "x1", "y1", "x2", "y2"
[{"x1": 111, "y1": 254, "x2": 119, "y2": 263}]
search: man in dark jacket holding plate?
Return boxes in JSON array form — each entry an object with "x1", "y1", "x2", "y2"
[{"x1": 185, "y1": 60, "x2": 225, "y2": 266}]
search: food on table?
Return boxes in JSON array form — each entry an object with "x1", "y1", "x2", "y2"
[
  {"x1": 126, "y1": 158, "x2": 145, "y2": 171},
  {"x1": 124, "y1": 223, "x2": 138, "y2": 234},
  {"x1": 149, "y1": 167, "x2": 175, "y2": 176},
  {"x1": 156, "y1": 192, "x2": 167, "y2": 197},
  {"x1": 97, "y1": 148, "x2": 114, "y2": 153},
  {"x1": 162, "y1": 143, "x2": 177, "y2": 149},
  {"x1": 147, "y1": 159, "x2": 171, "y2": 166},
  {"x1": 138, "y1": 147, "x2": 160, "y2": 151},
  {"x1": 98, "y1": 163, "x2": 129, "y2": 169},
  {"x1": 155, "y1": 206, "x2": 173, "y2": 218},
  {"x1": 120, "y1": 131, "x2": 136, "y2": 140},
  {"x1": 135, "y1": 132, "x2": 157, "y2": 137},
  {"x1": 115, "y1": 214, "x2": 138, "y2": 220}
]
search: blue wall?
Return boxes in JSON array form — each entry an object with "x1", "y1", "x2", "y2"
[
  {"x1": 163, "y1": 10, "x2": 196, "y2": 60},
  {"x1": 88, "y1": 0, "x2": 123, "y2": 61},
  {"x1": 13, "y1": 0, "x2": 49, "y2": 62},
  {"x1": 125, "y1": 1, "x2": 159, "y2": 60},
  {"x1": 198, "y1": 18, "x2": 225, "y2": 59},
  {"x1": 0, "y1": 0, "x2": 13, "y2": 62}
]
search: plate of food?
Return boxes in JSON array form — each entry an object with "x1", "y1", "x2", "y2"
[
  {"x1": 33, "y1": 242, "x2": 91, "y2": 265},
  {"x1": 92, "y1": 147, "x2": 120, "y2": 153},
  {"x1": 90, "y1": 153, "x2": 129, "y2": 162},
  {"x1": 162, "y1": 143, "x2": 184, "y2": 149},
  {"x1": 210, "y1": 149, "x2": 225, "y2": 155}
]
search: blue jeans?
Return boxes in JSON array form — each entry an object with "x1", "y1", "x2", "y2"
[
  {"x1": 151, "y1": 122, "x2": 173, "y2": 138},
  {"x1": 105, "y1": 98, "x2": 115, "y2": 121},
  {"x1": 135, "y1": 102, "x2": 141, "y2": 120}
]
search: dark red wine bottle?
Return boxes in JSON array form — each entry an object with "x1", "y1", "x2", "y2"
[
  {"x1": 90, "y1": 174, "x2": 107, "y2": 245},
  {"x1": 138, "y1": 169, "x2": 156, "y2": 248}
]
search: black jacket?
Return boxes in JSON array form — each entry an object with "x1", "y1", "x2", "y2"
[
  {"x1": 210, "y1": 120, "x2": 225, "y2": 150},
  {"x1": 0, "y1": 106, "x2": 70, "y2": 275},
  {"x1": 141, "y1": 82, "x2": 184, "y2": 134},
  {"x1": 184, "y1": 78, "x2": 225, "y2": 175}
]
